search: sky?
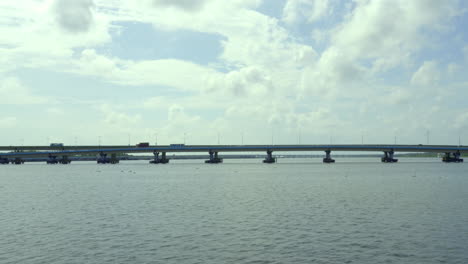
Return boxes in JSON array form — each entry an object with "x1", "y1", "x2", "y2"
[{"x1": 1, "y1": 0, "x2": 468, "y2": 146}]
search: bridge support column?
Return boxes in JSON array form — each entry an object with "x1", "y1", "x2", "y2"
[
  {"x1": 47, "y1": 155, "x2": 59, "y2": 164},
  {"x1": 323, "y1": 150, "x2": 335, "y2": 163},
  {"x1": 0, "y1": 157, "x2": 9, "y2": 164},
  {"x1": 442, "y1": 151, "x2": 463, "y2": 163},
  {"x1": 97, "y1": 152, "x2": 110, "y2": 164},
  {"x1": 263, "y1": 150, "x2": 276, "y2": 163},
  {"x1": 150, "y1": 151, "x2": 169, "y2": 164},
  {"x1": 381, "y1": 150, "x2": 398, "y2": 163},
  {"x1": 161, "y1": 152, "x2": 169, "y2": 164},
  {"x1": 11, "y1": 158, "x2": 24, "y2": 165},
  {"x1": 110, "y1": 153, "x2": 119, "y2": 164},
  {"x1": 59, "y1": 155, "x2": 71, "y2": 164},
  {"x1": 150, "y1": 151, "x2": 160, "y2": 164},
  {"x1": 205, "y1": 151, "x2": 223, "y2": 164}
]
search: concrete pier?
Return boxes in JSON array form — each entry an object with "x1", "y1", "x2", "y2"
[
  {"x1": 442, "y1": 151, "x2": 463, "y2": 163},
  {"x1": 150, "y1": 152, "x2": 169, "y2": 164},
  {"x1": 205, "y1": 151, "x2": 223, "y2": 164},
  {"x1": 47, "y1": 155, "x2": 59, "y2": 164},
  {"x1": 97, "y1": 153, "x2": 110, "y2": 164},
  {"x1": 263, "y1": 150, "x2": 276, "y2": 163},
  {"x1": 97, "y1": 153, "x2": 119, "y2": 164},
  {"x1": 11, "y1": 158, "x2": 24, "y2": 165},
  {"x1": 382, "y1": 150, "x2": 398, "y2": 163},
  {"x1": 323, "y1": 150, "x2": 335, "y2": 163},
  {"x1": 110, "y1": 153, "x2": 119, "y2": 164},
  {"x1": 59, "y1": 155, "x2": 71, "y2": 164}
]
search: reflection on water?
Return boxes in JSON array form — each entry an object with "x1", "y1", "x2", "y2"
[{"x1": 1, "y1": 158, "x2": 468, "y2": 264}]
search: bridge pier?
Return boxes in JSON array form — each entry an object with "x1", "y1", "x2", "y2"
[
  {"x1": 59, "y1": 155, "x2": 71, "y2": 164},
  {"x1": 11, "y1": 158, "x2": 24, "y2": 165},
  {"x1": 97, "y1": 153, "x2": 119, "y2": 164},
  {"x1": 381, "y1": 150, "x2": 398, "y2": 163},
  {"x1": 263, "y1": 150, "x2": 276, "y2": 163},
  {"x1": 97, "y1": 153, "x2": 110, "y2": 164},
  {"x1": 323, "y1": 150, "x2": 335, "y2": 163},
  {"x1": 442, "y1": 151, "x2": 463, "y2": 163},
  {"x1": 110, "y1": 153, "x2": 119, "y2": 164},
  {"x1": 47, "y1": 155, "x2": 59, "y2": 164},
  {"x1": 150, "y1": 151, "x2": 170, "y2": 164},
  {"x1": 205, "y1": 151, "x2": 223, "y2": 164}
]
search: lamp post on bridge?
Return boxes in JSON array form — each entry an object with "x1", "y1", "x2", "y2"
[{"x1": 298, "y1": 129, "x2": 302, "y2": 145}]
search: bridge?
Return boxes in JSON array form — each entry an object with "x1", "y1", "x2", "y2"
[{"x1": 0, "y1": 144, "x2": 466, "y2": 164}]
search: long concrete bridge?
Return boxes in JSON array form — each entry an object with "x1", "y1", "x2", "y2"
[{"x1": 0, "y1": 144, "x2": 466, "y2": 164}]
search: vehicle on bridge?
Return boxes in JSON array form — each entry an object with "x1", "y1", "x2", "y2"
[{"x1": 136, "y1": 142, "x2": 150, "y2": 148}]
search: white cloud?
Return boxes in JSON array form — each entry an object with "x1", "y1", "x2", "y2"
[
  {"x1": 205, "y1": 66, "x2": 273, "y2": 97},
  {"x1": 46, "y1": 107, "x2": 64, "y2": 115},
  {"x1": 120, "y1": 0, "x2": 317, "y2": 70},
  {"x1": 385, "y1": 88, "x2": 412, "y2": 105},
  {"x1": 72, "y1": 49, "x2": 223, "y2": 91},
  {"x1": 0, "y1": 0, "x2": 112, "y2": 77},
  {"x1": 100, "y1": 104, "x2": 142, "y2": 128},
  {"x1": 454, "y1": 111, "x2": 468, "y2": 129},
  {"x1": 54, "y1": 0, "x2": 95, "y2": 33},
  {"x1": 218, "y1": 13, "x2": 318, "y2": 69},
  {"x1": 299, "y1": 47, "x2": 365, "y2": 97},
  {"x1": 0, "y1": 117, "x2": 17, "y2": 128},
  {"x1": 331, "y1": 0, "x2": 459, "y2": 71},
  {"x1": 151, "y1": 0, "x2": 210, "y2": 12},
  {"x1": 0, "y1": 77, "x2": 49, "y2": 104},
  {"x1": 411, "y1": 61, "x2": 440, "y2": 86},
  {"x1": 0, "y1": 0, "x2": 467, "y2": 145},
  {"x1": 463, "y1": 45, "x2": 468, "y2": 61},
  {"x1": 143, "y1": 96, "x2": 170, "y2": 110},
  {"x1": 282, "y1": 0, "x2": 330, "y2": 25}
]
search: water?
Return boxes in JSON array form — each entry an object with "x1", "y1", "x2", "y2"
[{"x1": 1, "y1": 158, "x2": 468, "y2": 264}]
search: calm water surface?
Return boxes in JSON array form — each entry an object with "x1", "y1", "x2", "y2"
[{"x1": 1, "y1": 158, "x2": 468, "y2": 264}]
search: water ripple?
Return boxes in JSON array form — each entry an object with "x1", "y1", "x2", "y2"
[{"x1": 1, "y1": 161, "x2": 468, "y2": 263}]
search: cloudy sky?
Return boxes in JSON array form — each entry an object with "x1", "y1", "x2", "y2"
[{"x1": 1, "y1": 0, "x2": 467, "y2": 146}]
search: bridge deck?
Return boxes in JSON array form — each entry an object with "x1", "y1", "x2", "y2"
[{"x1": 1, "y1": 144, "x2": 467, "y2": 158}]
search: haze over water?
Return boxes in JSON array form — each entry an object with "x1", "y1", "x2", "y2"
[{"x1": 1, "y1": 158, "x2": 468, "y2": 263}]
